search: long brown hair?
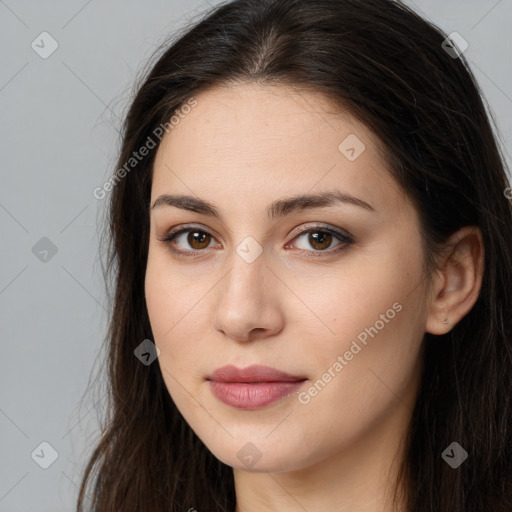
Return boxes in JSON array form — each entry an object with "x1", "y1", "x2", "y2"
[{"x1": 77, "y1": 0, "x2": 512, "y2": 510}]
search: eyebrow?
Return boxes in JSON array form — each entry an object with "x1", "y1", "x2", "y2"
[{"x1": 150, "y1": 189, "x2": 375, "y2": 220}]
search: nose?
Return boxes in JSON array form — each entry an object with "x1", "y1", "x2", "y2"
[{"x1": 212, "y1": 249, "x2": 285, "y2": 343}]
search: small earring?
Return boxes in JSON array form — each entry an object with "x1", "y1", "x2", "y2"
[{"x1": 442, "y1": 305, "x2": 450, "y2": 325}]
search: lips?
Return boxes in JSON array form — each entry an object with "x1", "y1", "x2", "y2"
[
  {"x1": 206, "y1": 364, "x2": 306, "y2": 383},
  {"x1": 206, "y1": 364, "x2": 307, "y2": 409}
]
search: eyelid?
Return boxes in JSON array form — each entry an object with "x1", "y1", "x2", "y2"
[
  {"x1": 285, "y1": 223, "x2": 354, "y2": 256},
  {"x1": 158, "y1": 222, "x2": 354, "y2": 256},
  {"x1": 158, "y1": 223, "x2": 221, "y2": 246},
  {"x1": 287, "y1": 222, "x2": 353, "y2": 244}
]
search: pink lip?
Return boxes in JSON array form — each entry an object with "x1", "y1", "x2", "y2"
[{"x1": 206, "y1": 365, "x2": 307, "y2": 409}]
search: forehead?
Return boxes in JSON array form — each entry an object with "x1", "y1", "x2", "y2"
[{"x1": 151, "y1": 82, "x2": 407, "y2": 216}]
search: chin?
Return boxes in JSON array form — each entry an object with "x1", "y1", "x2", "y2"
[{"x1": 200, "y1": 433, "x2": 321, "y2": 474}]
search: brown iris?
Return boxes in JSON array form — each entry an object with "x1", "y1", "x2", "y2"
[
  {"x1": 187, "y1": 230, "x2": 212, "y2": 249},
  {"x1": 308, "y1": 231, "x2": 332, "y2": 250}
]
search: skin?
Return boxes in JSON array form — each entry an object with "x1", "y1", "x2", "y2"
[{"x1": 145, "y1": 82, "x2": 484, "y2": 511}]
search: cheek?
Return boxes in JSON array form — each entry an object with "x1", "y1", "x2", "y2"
[
  {"x1": 305, "y1": 250, "x2": 422, "y2": 349},
  {"x1": 145, "y1": 247, "x2": 203, "y2": 338},
  {"x1": 292, "y1": 287, "x2": 423, "y2": 463},
  {"x1": 144, "y1": 245, "x2": 198, "y2": 426},
  {"x1": 145, "y1": 263, "x2": 205, "y2": 419},
  {"x1": 307, "y1": 284, "x2": 419, "y2": 394},
  {"x1": 145, "y1": 251, "x2": 212, "y2": 385},
  {"x1": 299, "y1": 243, "x2": 426, "y2": 403}
]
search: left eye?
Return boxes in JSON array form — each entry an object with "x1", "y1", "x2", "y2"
[
  {"x1": 160, "y1": 225, "x2": 354, "y2": 256},
  {"x1": 291, "y1": 228, "x2": 352, "y2": 252}
]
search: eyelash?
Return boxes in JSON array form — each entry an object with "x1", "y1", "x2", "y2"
[{"x1": 158, "y1": 223, "x2": 354, "y2": 259}]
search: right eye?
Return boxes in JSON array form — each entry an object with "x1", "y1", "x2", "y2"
[{"x1": 159, "y1": 225, "x2": 220, "y2": 256}]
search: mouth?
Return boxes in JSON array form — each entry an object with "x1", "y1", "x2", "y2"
[{"x1": 206, "y1": 364, "x2": 308, "y2": 409}]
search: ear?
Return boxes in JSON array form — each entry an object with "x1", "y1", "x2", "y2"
[{"x1": 425, "y1": 226, "x2": 485, "y2": 335}]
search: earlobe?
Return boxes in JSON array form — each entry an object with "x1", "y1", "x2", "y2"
[{"x1": 425, "y1": 226, "x2": 484, "y2": 335}]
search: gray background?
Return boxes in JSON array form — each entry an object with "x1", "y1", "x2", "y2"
[{"x1": 1, "y1": 0, "x2": 511, "y2": 510}]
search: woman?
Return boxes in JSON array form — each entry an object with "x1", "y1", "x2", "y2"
[{"x1": 78, "y1": 0, "x2": 512, "y2": 510}]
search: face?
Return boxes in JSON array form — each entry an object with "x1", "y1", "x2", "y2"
[{"x1": 145, "y1": 82, "x2": 430, "y2": 473}]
